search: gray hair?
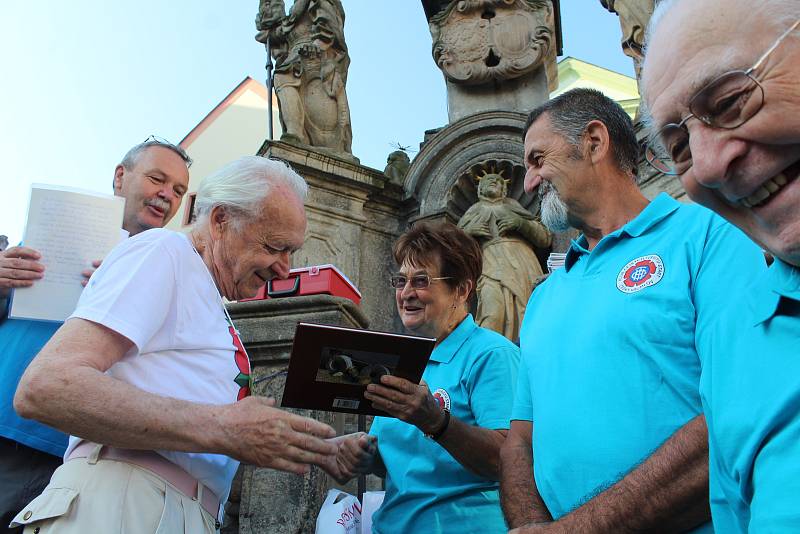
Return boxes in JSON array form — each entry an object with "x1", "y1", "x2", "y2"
[
  {"x1": 647, "y1": 0, "x2": 797, "y2": 50},
  {"x1": 120, "y1": 139, "x2": 193, "y2": 171},
  {"x1": 193, "y1": 156, "x2": 308, "y2": 228},
  {"x1": 524, "y1": 88, "x2": 639, "y2": 176},
  {"x1": 641, "y1": 0, "x2": 797, "y2": 138}
]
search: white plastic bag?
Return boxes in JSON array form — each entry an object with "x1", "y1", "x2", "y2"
[
  {"x1": 315, "y1": 489, "x2": 362, "y2": 534},
  {"x1": 359, "y1": 491, "x2": 385, "y2": 534}
]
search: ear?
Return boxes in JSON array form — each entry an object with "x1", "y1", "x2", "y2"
[
  {"x1": 208, "y1": 205, "x2": 230, "y2": 240},
  {"x1": 457, "y1": 279, "x2": 474, "y2": 304},
  {"x1": 113, "y1": 165, "x2": 125, "y2": 194},
  {"x1": 584, "y1": 120, "x2": 611, "y2": 165}
]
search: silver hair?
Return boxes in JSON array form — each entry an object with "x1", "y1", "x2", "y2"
[
  {"x1": 120, "y1": 139, "x2": 192, "y2": 170},
  {"x1": 193, "y1": 156, "x2": 308, "y2": 228}
]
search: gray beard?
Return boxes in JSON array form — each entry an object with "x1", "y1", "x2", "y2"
[{"x1": 540, "y1": 184, "x2": 570, "y2": 232}]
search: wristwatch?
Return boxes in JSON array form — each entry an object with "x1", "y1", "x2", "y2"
[{"x1": 425, "y1": 408, "x2": 451, "y2": 441}]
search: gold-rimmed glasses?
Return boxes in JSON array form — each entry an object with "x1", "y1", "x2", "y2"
[
  {"x1": 390, "y1": 274, "x2": 452, "y2": 290},
  {"x1": 646, "y1": 18, "x2": 800, "y2": 176}
]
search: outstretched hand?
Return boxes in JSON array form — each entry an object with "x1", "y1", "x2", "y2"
[
  {"x1": 219, "y1": 396, "x2": 338, "y2": 475},
  {"x1": 321, "y1": 432, "x2": 378, "y2": 484}
]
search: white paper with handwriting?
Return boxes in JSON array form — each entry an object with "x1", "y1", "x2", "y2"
[{"x1": 9, "y1": 184, "x2": 126, "y2": 322}]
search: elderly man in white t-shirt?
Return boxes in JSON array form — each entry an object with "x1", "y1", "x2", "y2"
[{"x1": 11, "y1": 156, "x2": 337, "y2": 533}]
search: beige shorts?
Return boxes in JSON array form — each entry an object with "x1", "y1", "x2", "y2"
[{"x1": 10, "y1": 456, "x2": 217, "y2": 534}]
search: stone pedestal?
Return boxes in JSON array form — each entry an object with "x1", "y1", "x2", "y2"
[
  {"x1": 222, "y1": 295, "x2": 379, "y2": 534},
  {"x1": 258, "y1": 140, "x2": 407, "y2": 334}
]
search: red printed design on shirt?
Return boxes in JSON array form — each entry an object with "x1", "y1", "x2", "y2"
[{"x1": 229, "y1": 325, "x2": 252, "y2": 400}]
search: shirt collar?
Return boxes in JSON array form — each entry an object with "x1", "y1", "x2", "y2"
[
  {"x1": 429, "y1": 314, "x2": 477, "y2": 363},
  {"x1": 563, "y1": 193, "x2": 679, "y2": 272},
  {"x1": 751, "y1": 259, "x2": 800, "y2": 324},
  {"x1": 620, "y1": 193, "x2": 680, "y2": 238}
]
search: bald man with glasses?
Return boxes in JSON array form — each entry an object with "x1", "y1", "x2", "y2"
[{"x1": 643, "y1": 0, "x2": 800, "y2": 531}]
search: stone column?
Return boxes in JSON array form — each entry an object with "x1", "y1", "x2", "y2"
[
  {"x1": 222, "y1": 295, "x2": 371, "y2": 534},
  {"x1": 258, "y1": 140, "x2": 407, "y2": 334},
  {"x1": 424, "y1": 0, "x2": 559, "y2": 123}
]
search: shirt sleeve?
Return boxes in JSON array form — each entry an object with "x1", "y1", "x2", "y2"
[
  {"x1": 510, "y1": 353, "x2": 533, "y2": 422},
  {"x1": 69, "y1": 234, "x2": 177, "y2": 351},
  {"x1": 467, "y1": 342, "x2": 520, "y2": 430},
  {"x1": 692, "y1": 217, "x2": 766, "y2": 354}
]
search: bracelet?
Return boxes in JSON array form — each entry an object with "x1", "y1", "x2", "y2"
[{"x1": 425, "y1": 408, "x2": 450, "y2": 441}]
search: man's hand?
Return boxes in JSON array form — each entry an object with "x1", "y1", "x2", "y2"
[
  {"x1": 81, "y1": 259, "x2": 102, "y2": 287},
  {"x1": 219, "y1": 396, "x2": 338, "y2": 475},
  {"x1": 0, "y1": 247, "x2": 44, "y2": 295},
  {"x1": 364, "y1": 376, "x2": 444, "y2": 434},
  {"x1": 321, "y1": 432, "x2": 379, "y2": 484}
]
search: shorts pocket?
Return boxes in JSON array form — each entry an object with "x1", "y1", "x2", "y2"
[{"x1": 9, "y1": 487, "x2": 78, "y2": 527}]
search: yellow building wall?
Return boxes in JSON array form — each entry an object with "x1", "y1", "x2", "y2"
[{"x1": 551, "y1": 57, "x2": 640, "y2": 118}]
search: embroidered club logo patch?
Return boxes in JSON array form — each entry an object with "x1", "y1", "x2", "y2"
[
  {"x1": 432, "y1": 388, "x2": 451, "y2": 411},
  {"x1": 616, "y1": 255, "x2": 665, "y2": 293}
]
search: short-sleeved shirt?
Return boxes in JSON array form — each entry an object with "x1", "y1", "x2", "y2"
[
  {"x1": 63, "y1": 228, "x2": 247, "y2": 500},
  {"x1": 699, "y1": 259, "x2": 800, "y2": 533},
  {"x1": 512, "y1": 193, "x2": 765, "y2": 532},
  {"x1": 0, "y1": 311, "x2": 65, "y2": 456},
  {"x1": 370, "y1": 314, "x2": 519, "y2": 534}
]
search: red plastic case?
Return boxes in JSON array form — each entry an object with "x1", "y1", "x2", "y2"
[{"x1": 242, "y1": 264, "x2": 361, "y2": 306}]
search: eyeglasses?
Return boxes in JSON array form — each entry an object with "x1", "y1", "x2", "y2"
[
  {"x1": 389, "y1": 274, "x2": 452, "y2": 290},
  {"x1": 143, "y1": 134, "x2": 173, "y2": 145},
  {"x1": 646, "y1": 18, "x2": 800, "y2": 176},
  {"x1": 139, "y1": 135, "x2": 193, "y2": 167}
]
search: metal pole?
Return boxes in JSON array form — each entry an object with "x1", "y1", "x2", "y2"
[{"x1": 265, "y1": 40, "x2": 274, "y2": 141}]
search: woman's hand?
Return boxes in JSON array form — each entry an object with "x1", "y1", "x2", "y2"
[
  {"x1": 321, "y1": 432, "x2": 379, "y2": 484},
  {"x1": 364, "y1": 376, "x2": 445, "y2": 435}
]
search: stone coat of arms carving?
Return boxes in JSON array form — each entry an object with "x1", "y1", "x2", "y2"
[{"x1": 430, "y1": 0, "x2": 554, "y2": 85}]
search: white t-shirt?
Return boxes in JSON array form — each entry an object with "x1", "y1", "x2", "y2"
[{"x1": 65, "y1": 228, "x2": 246, "y2": 499}]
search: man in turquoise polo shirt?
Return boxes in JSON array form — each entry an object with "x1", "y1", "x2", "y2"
[
  {"x1": 0, "y1": 138, "x2": 191, "y2": 532},
  {"x1": 499, "y1": 88, "x2": 765, "y2": 533},
  {"x1": 642, "y1": 0, "x2": 800, "y2": 530}
]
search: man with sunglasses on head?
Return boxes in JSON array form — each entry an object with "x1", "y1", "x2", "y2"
[
  {"x1": 500, "y1": 88, "x2": 765, "y2": 534},
  {"x1": 0, "y1": 137, "x2": 190, "y2": 533},
  {"x1": 643, "y1": 0, "x2": 800, "y2": 531}
]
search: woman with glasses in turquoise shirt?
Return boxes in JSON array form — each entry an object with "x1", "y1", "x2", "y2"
[{"x1": 323, "y1": 221, "x2": 520, "y2": 534}]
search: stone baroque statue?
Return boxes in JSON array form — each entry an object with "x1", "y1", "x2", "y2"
[
  {"x1": 600, "y1": 0, "x2": 655, "y2": 79},
  {"x1": 255, "y1": 0, "x2": 354, "y2": 158},
  {"x1": 458, "y1": 166, "x2": 551, "y2": 341}
]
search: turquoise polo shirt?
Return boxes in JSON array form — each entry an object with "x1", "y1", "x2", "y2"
[
  {"x1": 512, "y1": 193, "x2": 765, "y2": 532},
  {"x1": 370, "y1": 314, "x2": 519, "y2": 534},
  {"x1": 700, "y1": 259, "x2": 800, "y2": 533},
  {"x1": 0, "y1": 299, "x2": 66, "y2": 456}
]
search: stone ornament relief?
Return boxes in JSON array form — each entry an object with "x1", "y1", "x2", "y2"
[{"x1": 430, "y1": 0, "x2": 555, "y2": 86}]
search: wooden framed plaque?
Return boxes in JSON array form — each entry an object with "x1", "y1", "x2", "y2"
[{"x1": 281, "y1": 322, "x2": 435, "y2": 416}]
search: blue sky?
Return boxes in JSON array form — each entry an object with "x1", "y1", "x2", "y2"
[{"x1": 0, "y1": 1, "x2": 633, "y2": 245}]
